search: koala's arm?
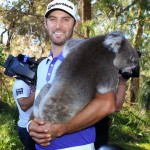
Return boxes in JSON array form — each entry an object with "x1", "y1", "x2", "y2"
[
  {"x1": 28, "y1": 91, "x2": 116, "y2": 145},
  {"x1": 115, "y1": 76, "x2": 128, "y2": 111}
]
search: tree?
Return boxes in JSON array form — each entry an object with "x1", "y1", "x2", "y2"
[
  {"x1": 129, "y1": 0, "x2": 150, "y2": 103},
  {"x1": 0, "y1": 0, "x2": 51, "y2": 57},
  {"x1": 81, "y1": 0, "x2": 91, "y2": 37},
  {"x1": 92, "y1": 0, "x2": 150, "y2": 106}
]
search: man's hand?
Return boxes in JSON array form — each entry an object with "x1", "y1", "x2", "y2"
[
  {"x1": 29, "y1": 118, "x2": 67, "y2": 146},
  {"x1": 29, "y1": 118, "x2": 52, "y2": 146}
]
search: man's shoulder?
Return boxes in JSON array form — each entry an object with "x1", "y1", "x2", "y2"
[
  {"x1": 13, "y1": 79, "x2": 30, "y2": 92},
  {"x1": 38, "y1": 58, "x2": 48, "y2": 67},
  {"x1": 14, "y1": 79, "x2": 28, "y2": 87},
  {"x1": 37, "y1": 58, "x2": 49, "y2": 77}
]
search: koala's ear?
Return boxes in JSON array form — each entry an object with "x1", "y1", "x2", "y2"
[{"x1": 103, "y1": 31, "x2": 125, "y2": 53}]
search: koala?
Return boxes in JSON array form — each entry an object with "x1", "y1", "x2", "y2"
[{"x1": 33, "y1": 31, "x2": 139, "y2": 123}]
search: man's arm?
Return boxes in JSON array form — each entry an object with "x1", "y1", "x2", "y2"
[
  {"x1": 18, "y1": 92, "x2": 35, "y2": 112},
  {"x1": 29, "y1": 91, "x2": 116, "y2": 145},
  {"x1": 64, "y1": 91, "x2": 116, "y2": 133},
  {"x1": 115, "y1": 77, "x2": 128, "y2": 111}
]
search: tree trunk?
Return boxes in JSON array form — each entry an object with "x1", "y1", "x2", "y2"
[
  {"x1": 129, "y1": 8, "x2": 143, "y2": 103},
  {"x1": 81, "y1": 0, "x2": 91, "y2": 38}
]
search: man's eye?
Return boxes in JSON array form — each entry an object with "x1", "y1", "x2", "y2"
[
  {"x1": 63, "y1": 18, "x2": 70, "y2": 22},
  {"x1": 49, "y1": 18, "x2": 55, "y2": 21},
  {"x1": 48, "y1": 17, "x2": 55, "y2": 21},
  {"x1": 64, "y1": 19, "x2": 69, "y2": 22}
]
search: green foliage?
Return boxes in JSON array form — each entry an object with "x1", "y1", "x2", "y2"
[
  {"x1": 138, "y1": 80, "x2": 150, "y2": 111},
  {"x1": 80, "y1": 20, "x2": 97, "y2": 37},
  {"x1": 109, "y1": 104, "x2": 150, "y2": 149},
  {"x1": 138, "y1": 41, "x2": 150, "y2": 111},
  {"x1": 0, "y1": 0, "x2": 50, "y2": 56},
  {"x1": 0, "y1": 72, "x2": 23, "y2": 149},
  {"x1": 0, "y1": 102, "x2": 23, "y2": 150},
  {"x1": 0, "y1": 74, "x2": 15, "y2": 106},
  {"x1": 0, "y1": 46, "x2": 6, "y2": 66}
]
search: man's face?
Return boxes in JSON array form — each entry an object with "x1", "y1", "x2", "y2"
[{"x1": 45, "y1": 10, "x2": 77, "y2": 46}]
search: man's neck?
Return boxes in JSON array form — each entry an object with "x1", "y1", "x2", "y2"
[{"x1": 52, "y1": 45, "x2": 64, "y2": 58}]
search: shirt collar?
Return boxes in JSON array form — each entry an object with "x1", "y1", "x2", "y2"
[
  {"x1": 46, "y1": 51, "x2": 53, "y2": 64},
  {"x1": 46, "y1": 50, "x2": 64, "y2": 64}
]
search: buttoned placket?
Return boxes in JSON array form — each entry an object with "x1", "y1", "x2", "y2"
[{"x1": 46, "y1": 51, "x2": 64, "y2": 82}]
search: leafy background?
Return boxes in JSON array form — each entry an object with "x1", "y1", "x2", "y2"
[{"x1": 0, "y1": 0, "x2": 150, "y2": 149}]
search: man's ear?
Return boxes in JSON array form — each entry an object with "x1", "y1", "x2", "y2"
[{"x1": 73, "y1": 22, "x2": 79, "y2": 32}]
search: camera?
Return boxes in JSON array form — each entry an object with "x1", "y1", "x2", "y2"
[{"x1": 3, "y1": 54, "x2": 39, "y2": 85}]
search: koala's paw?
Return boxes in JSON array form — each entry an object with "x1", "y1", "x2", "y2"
[{"x1": 103, "y1": 31, "x2": 125, "y2": 53}]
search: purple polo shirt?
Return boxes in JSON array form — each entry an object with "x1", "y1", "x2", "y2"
[{"x1": 36, "y1": 51, "x2": 96, "y2": 150}]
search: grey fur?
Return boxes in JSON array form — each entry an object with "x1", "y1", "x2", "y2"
[{"x1": 33, "y1": 31, "x2": 139, "y2": 123}]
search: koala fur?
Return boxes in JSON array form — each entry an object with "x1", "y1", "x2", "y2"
[{"x1": 33, "y1": 31, "x2": 139, "y2": 123}]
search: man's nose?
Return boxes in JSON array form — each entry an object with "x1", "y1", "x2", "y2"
[{"x1": 56, "y1": 20, "x2": 62, "y2": 29}]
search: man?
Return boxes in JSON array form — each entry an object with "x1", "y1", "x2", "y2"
[
  {"x1": 28, "y1": 0, "x2": 127, "y2": 149},
  {"x1": 12, "y1": 79, "x2": 36, "y2": 150}
]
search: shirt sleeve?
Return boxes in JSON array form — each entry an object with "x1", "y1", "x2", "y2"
[{"x1": 12, "y1": 79, "x2": 30, "y2": 100}]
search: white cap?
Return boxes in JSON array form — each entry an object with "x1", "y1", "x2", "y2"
[{"x1": 45, "y1": 0, "x2": 80, "y2": 21}]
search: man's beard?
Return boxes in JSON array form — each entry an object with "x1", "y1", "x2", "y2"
[
  {"x1": 52, "y1": 39, "x2": 66, "y2": 46},
  {"x1": 50, "y1": 31, "x2": 73, "y2": 46}
]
